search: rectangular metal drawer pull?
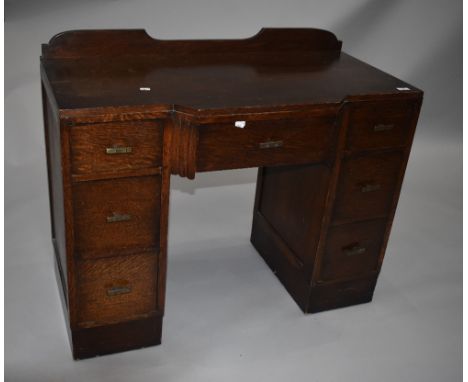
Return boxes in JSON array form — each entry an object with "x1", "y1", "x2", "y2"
[
  {"x1": 106, "y1": 212, "x2": 132, "y2": 223},
  {"x1": 107, "y1": 285, "x2": 132, "y2": 296},
  {"x1": 105, "y1": 146, "x2": 133, "y2": 154},
  {"x1": 361, "y1": 183, "x2": 381, "y2": 193},
  {"x1": 343, "y1": 245, "x2": 366, "y2": 256},
  {"x1": 259, "y1": 140, "x2": 283, "y2": 149},
  {"x1": 374, "y1": 124, "x2": 394, "y2": 132}
]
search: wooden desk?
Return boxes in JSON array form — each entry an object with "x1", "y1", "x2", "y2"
[{"x1": 40, "y1": 28, "x2": 423, "y2": 359}]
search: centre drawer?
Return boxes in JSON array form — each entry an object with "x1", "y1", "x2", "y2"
[
  {"x1": 73, "y1": 175, "x2": 161, "y2": 259},
  {"x1": 76, "y1": 252, "x2": 158, "y2": 328},
  {"x1": 196, "y1": 115, "x2": 337, "y2": 171},
  {"x1": 70, "y1": 120, "x2": 163, "y2": 176}
]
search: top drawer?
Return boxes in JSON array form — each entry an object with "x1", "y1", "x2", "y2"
[
  {"x1": 197, "y1": 115, "x2": 337, "y2": 171},
  {"x1": 346, "y1": 100, "x2": 415, "y2": 151},
  {"x1": 70, "y1": 121, "x2": 163, "y2": 176}
]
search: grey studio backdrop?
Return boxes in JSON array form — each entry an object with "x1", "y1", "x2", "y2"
[{"x1": 5, "y1": 0, "x2": 462, "y2": 381}]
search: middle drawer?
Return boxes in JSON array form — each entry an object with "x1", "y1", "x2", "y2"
[
  {"x1": 332, "y1": 151, "x2": 405, "y2": 223},
  {"x1": 73, "y1": 175, "x2": 161, "y2": 259}
]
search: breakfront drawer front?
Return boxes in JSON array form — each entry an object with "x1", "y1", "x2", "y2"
[
  {"x1": 71, "y1": 121, "x2": 163, "y2": 175},
  {"x1": 196, "y1": 116, "x2": 337, "y2": 171},
  {"x1": 320, "y1": 219, "x2": 387, "y2": 281},
  {"x1": 347, "y1": 101, "x2": 414, "y2": 151},
  {"x1": 77, "y1": 252, "x2": 157, "y2": 328},
  {"x1": 73, "y1": 176, "x2": 161, "y2": 258},
  {"x1": 333, "y1": 151, "x2": 404, "y2": 223}
]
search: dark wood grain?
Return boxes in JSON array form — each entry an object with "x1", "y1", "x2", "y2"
[
  {"x1": 40, "y1": 28, "x2": 424, "y2": 359},
  {"x1": 70, "y1": 121, "x2": 163, "y2": 175},
  {"x1": 43, "y1": 84, "x2": 68, "y2": 288},
  {"x1": 320, "y1": 219, "x2": 387, "y2": 281},
  {"x1": 156, "y1": 119, "x2": 173, "y2": 313},
  {"x1": 41, "y1": 28, "x2": 419, "y2": 113},
  {"x1": 42, "y1": 28, "x2": 342, "y2": 59},
  {"x1": 251, "y1": 98, "x2": 422, "y2": 313},
  {"x1": 73, "y1": 175, "x2": 161, "y2": 258},
  {"x1": 332, "y1": 151, "x2": 405, "y2": 224},
  {"x1": 197, "y1": 115, "x2": 337, "y2": 171},
  {"x1": 170, "y1": 114, "x2": 199, "y2": 179},
  {"x1": 307, "y1": 276, "x2": 378, "y2": 313},
  {"x1": 258, "y1": 163, "x2": 331, "y2": 268},
  {"x1": 346, "y1": 100, "x2": 416, "y2": 151},
  {"x1": 77, "y1": 252, "x2": 158, "y2": 328},
  {"x1": 72, "y1": 315, "x2": 162, "y2": 359},
  {"x1": 250, "y1": 210, "x2": 312, "y2": 311}
]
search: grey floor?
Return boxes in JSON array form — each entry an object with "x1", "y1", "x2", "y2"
[{"x1": 5, "y1": 0, "x2": 462, "y2": 381}]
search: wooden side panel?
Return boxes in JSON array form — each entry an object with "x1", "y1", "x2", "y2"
[
  {"x1": 258, "y1": 163, "x2": 330, "y2": 268},
  {"x1": 250, "y1": 211, "x2": 312, "y2": 312},
  {"x1": 42, "y1": 83, "x2": 68, "y2": 291}
]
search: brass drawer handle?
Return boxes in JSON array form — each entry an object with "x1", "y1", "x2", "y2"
[
  {"x1": 107, "y1": 286, "x2": 132, "y2": 296},
  {"x1": 259, "y1": 140, "x2": 283, "y2": 149},
  {"x1": 105, "y1": 146, "x2": 133, "y2": 154},
  {"x1": 106, "y1": 212, "x2": 132, "y2": 223},
  {"x1": 361, "y1": 183, "x2": 381, "y2": 193},
  {"x1": 343, "y1": 245, "x2": 366, "y2": 256},
  {"x1": 374, "y1": 124, "x2": 394, "y2": 132}
]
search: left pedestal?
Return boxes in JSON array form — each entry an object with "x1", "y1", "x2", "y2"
[{"x1": 42, "y1": 84, "x2": 169, "y2": 359}]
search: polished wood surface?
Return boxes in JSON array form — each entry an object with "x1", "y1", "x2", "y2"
[
  {"x1": 41, "y1": 28, "x2": 419, "y2": 113},
  {"x1": 197, "y1": 114, "x2": 337, "y2": 171},
  {"x1": 70, "y1": 121, "x2": 163, "y2": 176},
  {"x1": 332, "y1": 151, "x2": 405, "y2": 224},
  {"x1": 346, "y1": 100, "x2": 416, "y2": 151},
  {"x1": 321, "y1": 219, "x2": 388, "y2": 281},
  {"x1": 73, "y1": 176, "x2": 161, "y2": 258},
  {"x1": 77, "y1": 252, "x2": 158, "y2": 328},
  {"x1": 41, "y1": 28, "x2": 423, "y2": 359}
]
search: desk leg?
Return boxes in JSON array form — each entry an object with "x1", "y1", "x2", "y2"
[{"x1": 251, "y1": 163, "x2": 377, "y2": 313}]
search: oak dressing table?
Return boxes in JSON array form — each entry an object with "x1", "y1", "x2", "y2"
[{"x1": 40, "y1": 28, "x2": 423, "y2": 359}]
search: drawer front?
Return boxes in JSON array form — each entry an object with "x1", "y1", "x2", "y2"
[
  {"x1": 333, "y1": 151, "x2": 404, "y2": 223},
  {"x1": 197, "y1": 116, "x2": 337, "y2": 171},
  {"x1": 73, "y1": 176, "x2": 160, "y2": 258},
  {"x1": 71, "y1": 121, "x2": 163, "y2": 175},
  {"x1": 77, "y1": 252, "x2": 157, "y2": 328},
  {"x1": 347, "y1": 101, "x2": 414, "y2": 151},
  {"x1": 320, "y1": 219, "x2": 387, "y2": 281}
]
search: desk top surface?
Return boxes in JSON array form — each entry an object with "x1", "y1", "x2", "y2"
[{"x1": 41, "y1": 28, "x2": 422, "y2": 114}]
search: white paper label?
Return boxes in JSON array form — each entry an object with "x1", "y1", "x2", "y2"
[
  {"x1": 235, "y1": 121, "x2": 246, "y2": 128},
  {"x1": 139, "y1": 87, "x2": 151, "y2": 91}
]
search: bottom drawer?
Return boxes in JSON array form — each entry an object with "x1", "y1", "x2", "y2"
[
  {"x1": 320, "y1": 219, "x2": 387, "y2": 281},
  {"x1": 77, "y1": 252, "x2": 158, "y2": 328}
]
